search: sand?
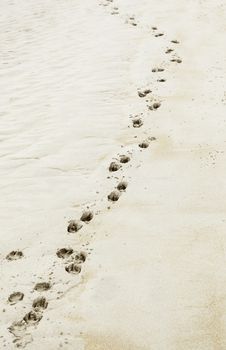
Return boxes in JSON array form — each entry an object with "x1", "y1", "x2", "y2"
[{"x1": 1, "y1": 0, "x2": 226, "y2": 348}]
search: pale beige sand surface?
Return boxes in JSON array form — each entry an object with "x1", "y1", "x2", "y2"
[{"x1": 1, "y1": 0, "x2": 226, "y2": 349}]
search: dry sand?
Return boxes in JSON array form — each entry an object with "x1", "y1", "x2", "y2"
[{"x1": 1, "y1": 0, "x2": 226, "y2": 349}]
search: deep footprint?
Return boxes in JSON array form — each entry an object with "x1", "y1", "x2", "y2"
[
  {"x1": 67, "y1": 220, "x2": 82, "y2": 233},
  {"x1": 149, "y1": 102, "x2": 161, "y2": 110},
  {"x1": 119, "y1": 155, "x2": 130, "y2": 164},
  {"x1": 34, "y1": 282, "x2": 51, "y2": 292},
  {"x1": 171, "y1": 58, "x2": 182, "y2": 63},
  {"x1": 109, "y1": 161, "x2": 121, "y2": 172},
  {"x1": 65, "y1": 263, "x2": 81, "y2": 275},
  {"x1": 56, "y1": 247, "x2": 74, "y2": 259},
  {"x1": 80, "y1": 210, "x2": 94, "y2": 222},
  {"x1": 139, "y1": 141, "x2": 149, "y2": 149},
  {"x1": 6, "y1": 250, "x2": 24, "y2": 261},
  {"x1": 132, "y1": 118, "x2": 143, "y2": 128},
  {"x1": 138, "y1": 89, "x2": 151, "y2": 98},
  {"x1": 73, "y1": 251, "x2": 87, "y2": 264},
  {"x1": 117, "y1": 181, "x2": 128, "y2": 191},
  {"x1": 8, "y1": 292, "x2": 24, "y2": 305},
  {"x1": 32, "y1": 296, "x2": 48, "y2": 311},
  {"x1": 165, "y1": 48, "x2": 174, "y2": 54},
  {"x1": 108, "y1": 190, "x2": 120, "y2": 202},
  {"x1": 152, "y1": 67, "x2": 164, "y2": 73},
  {"x1": 23, "y1": 311, "x2": 42, "y2": 325}
]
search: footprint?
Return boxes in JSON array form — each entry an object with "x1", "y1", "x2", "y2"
[
  {"x1": 67, "y1": 220, "x2": 83, "y2": 233},
  {"x1": 138, "y1": 89, "x2": 151, "y2": 98},
  {"x1": 13, "y1": 334, "x2": 33, "y2": 348},
  {"x1": 155, "y1": 33, "x2": 164, "y2": 37},
  {"x1": 132, "y1": 118, "x2": 143, "y2": 128},
  {"x1": 125, "y1": 16, "x2": 137, "y2": 26},
  {"x1": 108, "y1": 190, "x2": 120, "y2": 202},
  {"x1": 119, "y1": 155, "x2": 130, "y2": 164},
  {"x1": 8, "y1": 321, "x2": 27, "y2": 337},
  {"x1": 152, "y1": 26, "x2": 158, "y2": 30},
  {"x1": 65, "y1": 263, "x2": 81, "y2": 275},
  {"x1": 109, "y1": 161, "x2": 122, "y2": 172},
  {"x1": 73, "y1": 251, "x2": 87, "y2": 264},
  {"x1": 34, "y1": 282, "x2": 51, "y2": 292},
  {"x1": 23, "y1": 310, "x2": 42, "y2": 325},
  {"x1": 56, "y1": 248, "x2": 74, "y2": 259},
  {"x1": 157, "y1": 79, "x2": 166, "y2": 82},
  {"x1": 138, "y1": 141, "x2": 149, "y2": 148},
  {"x1": 117, "y1": 181, "x2": 128, "y2": 191},
  {"x1": 80, "y1": 210, "x2": 93, "y2": 223},
  {"x1": 149, "y1": 102, "x2": 161, "y2": 110},
  {"x1": 171, "y1": 58, "x2": 182, "y2": 63},
  {"x1": 165, "y1": 48, "x2": 174, "y2": 54},
  {"x1": 152, "y1": 67, "x2": 164, "y2": 73},
  {"x1": 8, "y1": 292, "x2": 24, "y2": 305},
  {"x1": 111, "y1": 7, "x2": 119, "y2": 15},
  {"x1": 171, "y1": 39, "x2": 180, "y2": 44},
  {"x1": 6, "y1": 250, "x2": 23, "y2": 261},
  {"x1": 32, "y1": 297, "x2": 48, "y2": 311}
]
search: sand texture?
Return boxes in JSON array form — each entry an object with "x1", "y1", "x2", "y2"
[{"x1": 1, "y1": 0, "x2": 226, "y2": 349}]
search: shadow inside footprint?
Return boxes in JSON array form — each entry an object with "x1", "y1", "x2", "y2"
[
  {"x1": 80, "y1": 210, "x2": 93, "y2": 223},
  {"x1": 6, "y1": 250, "x2": 23, "y2": 261},
  {"x1": 34, "y1": 282, "x2": 51, "y2": 292},
  {"x1": 165, "y1": 48, "x2": 174, "y2": 54},
  {"x1": 119, "y1": 155, "x2": 130, "y2": 164},
  {"x1": 171, "y1": 58, "x2": 182, "y2": 63},
  {"x1": 132, "y1": 118, "x2": 143, "y2": 128},
  {"x1": 8, "y1": 292, "x2": 24, "y2": 305},
  {"x1": 171, "y1": 39, "x2": 180, "y2": 44},
  {"x1": 157, "y1": 79, "x2": 166, "y2": 82},
  {"x1": 117, "y1": 181, "x2": 128, "y2": 191},
  {"x1": 65, "y1": 263, "x2": 81, "y2": 275},
  {"x1": 109, "y1": 161, "x2": 121, "y2": 172},
  {"x1": 155, "y1": 33, "x2": 164, "y2": 37},
  {"x1": 108, "y1": 190, "x2": 120, "y2": 202},
  {"x1": 32, "y1": 297, "x2": 48, "y2": 311},
  {"x1": 23, "y1": 311, "x2": 42, "y2": 325},
  {"x1": 152, "y1": 68, "x2": 164, "y2": 73},
  {"x1": 138, "y1": 89, "x2": 151, "y2": 98},
  {"x1": 56, "y1": 248, "x2": 74, "y2": 259},
  {"x1": 149, "y1": 102, "x2": 161, "y2": 110},
  {"x1": 67, "y1": 220, "x2": 82, "y2": 233},
  {"x1": 139, "y1": 141, "x2": 149, "y2": 149},
  {"x1": 73, "y1": 251, "x2": 87, "y2": 264}
]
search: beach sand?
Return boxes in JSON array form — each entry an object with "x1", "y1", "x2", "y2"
[{"x1": 1, "y1": 0, "x2": 226, "y2": 349}]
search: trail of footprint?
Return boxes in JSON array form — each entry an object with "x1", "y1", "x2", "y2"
[{"x1": 6, "y1": 2, "x2": 182, "y2": 346}]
